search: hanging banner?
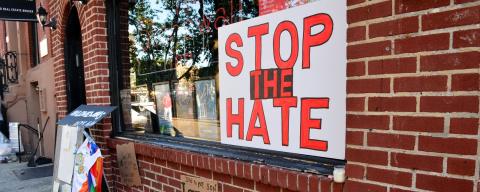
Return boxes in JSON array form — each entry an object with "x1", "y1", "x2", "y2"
[
  {"x1": 219, "y1": 0, "x2": 346, "y2": 160},
  {"x1": 0, "y1": 0, "x2": 36, "y2": 22}
]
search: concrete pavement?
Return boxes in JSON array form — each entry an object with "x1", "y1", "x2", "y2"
[{"x1": 0, "y1": 162, "x2": 52, "y2": 192}]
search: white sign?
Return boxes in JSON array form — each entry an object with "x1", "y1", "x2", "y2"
[
  {"x1": 40, "y1": 38, "x2": 48, "y2": 57},
  {"x1": 52, "y1": 125, "x2": 83, "y2": 189},
  {"x1": 219, "y1": 0, "x2": 346, "y2": 159}
]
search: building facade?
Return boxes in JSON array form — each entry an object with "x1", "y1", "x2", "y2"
[
  {"x1": 0, "y1": 1, "x2": 57, "y2": 159},
  {"x1": 7, "y1": 0, "x2": 479, "y2": 191}
]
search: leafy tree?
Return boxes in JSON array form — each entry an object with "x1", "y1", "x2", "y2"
[{"x1": 129, "y1": 0, "x2": 259, "y2": 85}]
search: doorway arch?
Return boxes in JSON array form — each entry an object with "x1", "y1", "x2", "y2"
[{"x1": 64, "y1": 7, "x2": 86, "y2": 112}]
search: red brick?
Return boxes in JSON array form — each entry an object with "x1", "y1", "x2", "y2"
[
  {"x1": 419, "y1": 136, "x2": 477, "y2": 155},
  {"x1": 452, "y1": 73, "x2": 479, "y2": 91},
  {"x1": 347, "y1": 41, "x2": 391, "y2": 59},
  {"x1": 347, "y1": 26, "x2": 366, "y2": 42},
  {"x1": 213, "y1": 172, "x2": 232, "y2": 183},
  {"x1": 368, "y1": 97, "x2": 416, "y2": 112},
  {"x1": 252, "y1": 165, "x2": 261, "y2": 182},
  {"x1": 420, "y1": 52, "x2": 480, "y2": 71},
  {"x1": 395, "y1": 0, "x2": 450, "y2": 14},
  {"x1": 233, "y1": 177, "x2": 254, "y2": 190},
  {"x1": 320, "y1": 178, "x2": 331, "y2": 192},
  {"x1": 420, "y1": 96, "x2": 479, "y2": 113},
  {"x1": 390, "y1": 153, "x2": 443, "y2": 172},
  {"x1": 346, "y1": 148, "x2": 388, "y2": 165},
  {"x1": 454, "y1": 29, "x2": 480, "y2": 48},
  {"x1": 223, "y1": 184, "x2": 243, "y2": 192},
  {"x1": 228, "y1": 161, "x2": 236, "y2": 175},
  {"x1": 348, "y1": 1, "x2": 392, "y2": 24},
  {"x1": 369, "y1": 16, "x2": 418, "y2": 38},
  {"x1": 422, "y1": 6, "x2": 480, "y2": 31},
  {"x1": 347, "y1": 0, "x2": 365, "y2": 6},
  {"x1": 332, "y1": 182, "x2": 343, "y2": 192},
  {"x1": 344, "y1": 180, "x2": 387, "y2": 192},
  {"x1": 368, "y1": 57, "x2": 417, "y2": 75},
  {"x1": 163, "y1": 185, "x2": 174, "y2": 192},
  {"x1": 168, "y1": 178, "x2": 181, "y2": 188},
  {"x1": 347, "y1": 114, "x2": 390, "y2": 130},
  {"x1": 255, "y1": 182, "x2": 281, "y2": 192},
  {"x1": 455, "y1": 0, "x2": 477, "y2": 3},
  {"x1": 416, "y1": 174, "x2": 474, "y2": 192},
  {"x1": 390, "y1": 188, "x2": 414, "y2": 192},
  {"x1": 235, "y1": 162, "x2": 244, "y2": 178},
  {"x1": 347, "y1": 61, "x2": 365, "y2": 77},
  {"x1": 347, "y1": 97, "x2": 365, "y2": 112},
  {"x1": 180, "y1": 165, "x2": 194, "y2": 174},
  {"x1": 394, "y1": 33, "x2": 449, "y2": 54},
  {"x1": 450, "y1": 118, "x2": 478, "y2": 135},
  {"x1": 393, "y1": 116, "x2": 444, "y2": 133},
  {"x1": 345, "y1": 164, "x2": 364, "y2": 179},
  {"x1": 447, "y1": 157, "x2": 476, "y2": 176},
  {"x1": 394, "y1": 75, "x2": 447, "y2": 92},
  {"x1": 308, "y1": 176, "x2": 320, "y2": 192},
  {"x1": 244, "y1": 164, "x2": 252, "y2": 180},
  {"x1": 268, "y1": 168, "x2": 278, "y2": 186},
  {"x1": 276, "y1": 170, "x2": 288, "y2": 189},
  {"x1": 367, "y1": 132, "x2": 415, "y2": 150},
  {"x1": 298, "y1": 174, "x2": 309, "y2": 192},
  {"x1": 287, "y1": 172, "x2": 298, "y2": 191},
  {"x1": 347, "y1": 78, "x2": 390, "y2": 93},
  {"x1": 260, "y1": 166, "x2": 268, "y2": 184},
  {"x1": 346, "y1": 131, "x2": 364, "y2": 145},
  {"x1": 196, "y1": 168, "x2": 212, "y2": 179},
  {"x1": 366, "y1": 167, "x2": 412, "y2": 187}
]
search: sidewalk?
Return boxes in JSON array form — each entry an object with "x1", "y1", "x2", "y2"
[{"x1": 0, "y1": 162, "x2": 52, "y2": 192}]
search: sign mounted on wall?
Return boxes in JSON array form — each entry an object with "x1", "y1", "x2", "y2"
[
  {"x1": 219, "y1": 0, "x2": 346, "y2": 160},
  {"x1": 57, "y1": 105, "x2": 116, "y2": 128},
  {"x1": 0, "y1": 0, "x2": 36, "y2": 22}
]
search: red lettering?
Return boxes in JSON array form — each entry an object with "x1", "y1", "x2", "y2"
[
  {"x1": 273, "y1": 21, "x2": 299, "y2": 69},
  {"x1": 273, "y1": 97, "x2": 297, "y2": 146},
  {"x1": 246, "y1": 100, "x2": 270, "y2": 144},
  {"x1": 248, "y1": 23, "x2": 269, "y2": 70},
  {"x1": 225, "y1": 33, "x2": 244, "y2": 76},
  {"x1": 226, "y1": 98, "x2": 244, "y2": 139},
  {"x1": 300, "y1": 98, "x2": 329, "y2": 151},
  {"x1": 303, "y1": 14, "x2": 333, "y2": 69}
]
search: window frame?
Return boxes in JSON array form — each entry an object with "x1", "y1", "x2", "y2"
[{"x1": 106, "y1": 0, "x2": 345, "y2": 174}]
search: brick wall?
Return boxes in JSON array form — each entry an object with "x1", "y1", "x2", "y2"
[
  {"x1": 339, "y1": 0, "x2": 480, "y2": 191},
  {"x1": 108, "y1": 139, "x2": 343, "y2": 192},
  {"x1": 260, "y1": 0, "x2": 480, "y2": 191},
  {"x1": 48, "y1": 0, "x2": 479, "y2": 191},
  {"x1": 49, "y1": 0, "x2": 114, "y2": 188}
]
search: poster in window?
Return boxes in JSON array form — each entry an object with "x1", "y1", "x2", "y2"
[
  {"x1": 219, "y1": 1, "x2": 346, "y2": 160},
  {"x1": 154, "y1": 83, "x2": 172, "y2": 134},
  {"x1": 174, "y1": 83, "x2": 195, "y2": 119},
  {"x1": 195, "y1": 80, "x2": 217, "y2": 120}
]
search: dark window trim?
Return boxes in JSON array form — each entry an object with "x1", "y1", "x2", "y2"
[
  {"x1": 106, "y1": 0, "x2": 124, "y2": 136},
  {"x1": 30, "y1": 20, "x2": 40, "y2": 67},
  {"x1": 107, "y1": 0, "x2": 345, "y2": 175},
  {"x1": 118, "y1": 132, "x2": 345, "y2": 175}
]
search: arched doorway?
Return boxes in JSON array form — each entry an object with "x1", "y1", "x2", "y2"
[{"x1": 64, "y1": 7, "x2": 86, "y2": 112}]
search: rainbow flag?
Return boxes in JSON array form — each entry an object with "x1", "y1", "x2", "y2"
[{"x1": 72, "y1": 138, "x2": 103, "y2": 192}]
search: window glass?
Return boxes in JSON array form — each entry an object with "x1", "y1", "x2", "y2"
[{"x1": 122, "y1": 0, "x2": 259, "y2": 141}]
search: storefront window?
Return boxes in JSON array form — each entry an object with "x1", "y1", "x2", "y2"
[{"x1": 121, "y1": 0, "x2": 259, "y2": 141}]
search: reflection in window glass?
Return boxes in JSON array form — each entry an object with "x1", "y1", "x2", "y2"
[{"x1": 122, "y1": 0, "x2": 259, "y2": 141}]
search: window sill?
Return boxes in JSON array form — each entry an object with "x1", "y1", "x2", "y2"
[{"x1": 111, "y1": 132, "x2": 345, "y2": 176}]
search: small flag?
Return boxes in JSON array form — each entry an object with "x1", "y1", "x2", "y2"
[{"x1": 72, "y1": 138, "x2": 103, "y2": 192}]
